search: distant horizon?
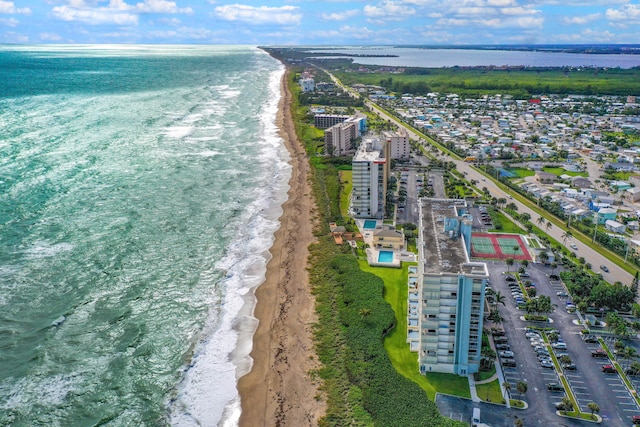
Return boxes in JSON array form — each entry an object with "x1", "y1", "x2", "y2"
[{"x1": 2, "y1": 1, "x2": 640, "y2": 45}]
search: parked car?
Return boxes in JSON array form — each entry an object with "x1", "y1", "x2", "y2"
[
  {"x1": 520, "y1": 272, "x2": 530, "y2": 277},
  {"x1": 496, "y1": 343, "x2": 510, "y2": 351},
  {"x1": 502, "y1": 359, "x2": 517, "y2": 367},
  {"x1": 499, "y1": 350, "x2": 514, "y2": 359},
  {"x1": 549, "y1": 274, "x2": 560, "y2": 281},
  {"x1": 602, "y1": 364, "x2": 616, "y2": 373},
  {"x1": 525, "y1": 332, "x2": 540, "y2": 339},
  {"x1": 591, "y1": 349, "x2": 608, "y2": 358},
  {"x1": 491, "y1": 329, "x2": 506, "y2": 336},
  {"x1": 584, "y1": 335, "x2": 598, "y2": 343},
  {"x1": 562, "y1": 363, "x2": 577, "y2": 370},
  {"x1": 494, "y1": 336, "x2": 508, "y2": 343},
  {"x1": 556, "y1": 291, "x2": 568, "y2": 298},
  {"x1": 552, "y1": 342, "x2": 567, "y2": 350},
  {"x1": 632, "y1": 415, "x2": 640, "y2": 425},
  {"x1": 505, "y1": 276, "x2": 516, "y2": 282},
  {"x1": 547, "y1": 382, "x2": 564, "y2": 391},
  {"x1": 541, "y1": 359, "x2": 554, "y2": 368}
]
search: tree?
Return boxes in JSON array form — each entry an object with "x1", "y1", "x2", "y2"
[
  {"x1": 550, "y1": 262, "x2": 558, "y2": 275},
  {"x1": 587, "y1": 402, "x2": 600, "y2": 419},
  {"x1": 561, "y1": 231, "x2": 573, "y2": 245},
  {"x1": 561, "y1": 396, "x2": 574, "y2": 413},
  {"x1": 520, "y1": 260, "x2": 529, "y2": 270},
  {"x1": 520, "y1": 212, "x2": 531, "y2": 224},
  {"x1": 502, "y1": 381, "x2": 511, "y2": 399},
  {"x1": 494, "y1": 291, "x2": 506, "y2": 308},
  {"x1": 546, "y1": 221, "x2": 553, "y2": 232},
  {"x1": 516, "y1": 380, "x2": 528, "y2": 401},
  {"x1": 536, "y1": 216, "x2": 546, "y2": 227},
  {"x1": 488, "y1": 309, "x2": 503, "y2": 325},
  {"x1": 539, "y1": 251, "x2": 549, "y2": 265},
  {"x1": 514, "y1": 419, "x2": 524, "y2": 427},
  {"x1": 506, "y1": 258, "x2": 515, "y2": 273},
  {"x1": 622, "y1": 346, "x2": 638, "y2": 370},
  {"x1": 359, "y1": 308, "x2": 372, "y2": 321}
]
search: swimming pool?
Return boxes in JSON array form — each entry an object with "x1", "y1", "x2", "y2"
[
  {"x1": 378, "y1": 250, "x2": 393, "y2": 263},
  {"x1": 363, "y1": 220, "x2": 377, "y2": 229}
]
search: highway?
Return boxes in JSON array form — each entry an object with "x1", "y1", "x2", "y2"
[
  {"x1": 322, "y1": 67, "x2": 635, "y2": 285},
  {"x1": 359, "y1": 84, "x2": 634, "y2": 286}
]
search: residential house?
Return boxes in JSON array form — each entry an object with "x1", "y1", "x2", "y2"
[{"x1": 373, "y1": 227, "x2": 405, "y2": 249}]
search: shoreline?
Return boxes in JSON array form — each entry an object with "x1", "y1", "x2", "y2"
[{"x1": 237, "y1": 69, "x2": 324, "y2": 425}]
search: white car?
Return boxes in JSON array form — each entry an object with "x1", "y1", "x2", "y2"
[{"x1": 499, "y1": 350, "x2": 515, "y2": 358}]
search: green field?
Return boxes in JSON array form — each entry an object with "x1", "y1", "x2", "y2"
[
  {"x1": 542, "y1": 167, "x2": 588, "y2": 177},
  {"x1": 332, "y1": 66, "x2": 640, "y2": 97},
  {"x1": 508, "y1": 168, "x2": 535, "y2": 178},
  {"x1": 359, "y1": 260, "x2": 472, "y2": 399}
]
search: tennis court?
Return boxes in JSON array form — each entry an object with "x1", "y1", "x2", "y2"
[{"x1": 471, "y1": 233, "x2": 531, "y2": 260}]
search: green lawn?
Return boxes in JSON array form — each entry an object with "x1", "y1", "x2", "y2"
[
  {"x1": 358, "y1": 260, "x2": 471, "y2": 400},
  {"x1": 340, "y1": 170, "x2": 352, "y2": 218},
  {"x1": 508, "y1": 168, "x2": 535, "y2": 178},
  {"x1": 542, "y1": 167, "x2": 588, "y2": 177},
  {"x1": 475, "y1": 379, "x2": 503, "y2": 403},
  {"x1": 489, "y1": 210, "x2": 525, "y2": 234}
]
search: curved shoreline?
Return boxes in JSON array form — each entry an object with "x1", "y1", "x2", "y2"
[{"x1": 237, "y1": 70, "x2": 324, "y2": 426}]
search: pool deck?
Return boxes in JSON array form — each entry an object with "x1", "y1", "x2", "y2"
[{"x1": 357, "y1": 218, "x2": 416, "y2": 267}]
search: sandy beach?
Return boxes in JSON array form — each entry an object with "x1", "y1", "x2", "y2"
[{"x1": 237, "y1": 70, "x2": 324, "y2": 426}]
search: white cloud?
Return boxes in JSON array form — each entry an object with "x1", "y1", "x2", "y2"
[
  {"x1": 363, "y1": 1, "x2": 415, "y2": 20},
  {"x1": 320, "y1": 9, "x2": 359, "y2": 20},
  {"x1": 3, "y1": 30, "x2": 28, "y2": 42},
  {"x1": 563, "y1": 13, "x2": 601, "y2": 24},
  {"x1": 0, "y1": 16, "x2": 18, "y2": 26},
  {"x1": 516, "y1": 16, "x2": 544, "y2": 28},
  {"x1": 135, "y1": 0, "x2": 192, "y2": 14},
  {"x1": 0, "y1": 1, "x2": 30, "y2": 14},
  {"x1": 51, "y1": 0, "x2": 192, "y2": 26},
  {"x1": 40, "y1": 32, "x2": 63, "y2": 41},
  {"x1": 606, "y1": 4, "x2": 640, "y2": 24},
  {"x1": 214, "y1": 4, "x2": 302, "y2": 25},
  {"x1": 52, "y1": 5, "x2": 139, "y2": 25}
]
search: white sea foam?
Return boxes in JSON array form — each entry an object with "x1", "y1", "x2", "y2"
[
  {"x1": 167, "y1": 62, "x2": 286, "y2": 427},
  {"x1": 163, "y1": 126, "x2": 195, "y2": 139},
  {"x1": 23, "y1": 241, "x2": 74, "y2": 259}
]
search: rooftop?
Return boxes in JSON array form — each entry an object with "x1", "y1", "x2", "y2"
[{"x1": 419, "y1": 198, "x2": 475, "y2": 275}]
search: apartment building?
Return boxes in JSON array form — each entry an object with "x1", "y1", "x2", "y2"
[
  {"x1": 314, "y1": 114, "x2": 350, "y2": 130},
  {"x1": 409, "y1": 199, "x2": 488, "y2": 376},
  {"x1": 383, "y1": 129, "x2": 411, "y2": 159},
  {"x1": 351, "y1": 137, "x2": 388, "y2": 219},
  {"x1": 325, "y1": 121, "x2": 358, "y2": 156}
]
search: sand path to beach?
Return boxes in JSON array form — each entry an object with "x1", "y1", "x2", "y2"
[{"x1": 237, "y1": 71, "x2": 324, "y2": 426}]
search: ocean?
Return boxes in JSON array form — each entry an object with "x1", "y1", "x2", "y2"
[{"x1": 0, "y1": 45, "x2": 288, "y2": 426}]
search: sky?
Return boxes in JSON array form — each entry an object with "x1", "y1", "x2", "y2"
[{"x1": 1, "y1": 0, "x2": 640, "y2": 45}]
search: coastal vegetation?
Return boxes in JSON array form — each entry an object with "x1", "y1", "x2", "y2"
[
  {"x1": 331, "y1": 66, "x2": 640, "y2": 98},
  {"x1": 288, "y1": 70, "x2": 461, "y2": 425}
]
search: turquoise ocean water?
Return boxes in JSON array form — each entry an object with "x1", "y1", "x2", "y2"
[{"x1": 0, "y1": 45, "x2": 288, "y2": 426}]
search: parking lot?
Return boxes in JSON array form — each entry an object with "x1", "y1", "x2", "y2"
[{"x1": 485, "y1": 261, "x2": 640, "y2": 427}]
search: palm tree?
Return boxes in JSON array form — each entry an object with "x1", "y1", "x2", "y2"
[
  {"x1": 587, "y1": 402, "x2": 600, "y2": 419},
  {"x1": 506, "y1": 257, "x2": 514, "y2": 273},
  {"x1": 561, "y1": 396, "x2": 574, "y2": 413},
  {"x1": 539, "y1": 251, "x2": 549, "y2": 265},
  {"x1": 359, "y1": 308, "x2": 372, "y2": 321},
  {"x1": 623, "y1": 346, "x2": 638, "y2": 370},
  {"x1": 536, "y1": 216, "x2": 545, "y2": 227},
  {"x1": 502, "y1": 380, "x2": 511, "y2": 399},
  {"x1": 520, "y1": 212, "x2": 531, "y2": 224},
  {"x1": 516, "y1": 381, "x2": 528, "y2": 401},
  {"x1": 520, "y1": 260, "x2": 529, "y2": 270},
  {"x1": 494, "y1": 291, "x2": 506, "y2": 308},
  {"x1": 550, "y1": 262, "x2": 558, "y2": 275},
  {"x1": 546, "y1": 221, "x2": 553, "y2": 232},
  {"x1": 561, "y1": 231, "x2": 573, "y2": 245}
]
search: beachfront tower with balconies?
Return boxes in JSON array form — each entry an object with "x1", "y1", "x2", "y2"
[{"x1": 408, "y1": 198, "x2": 488, "y2": 376}]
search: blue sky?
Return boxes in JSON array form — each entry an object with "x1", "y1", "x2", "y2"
[{"x1": 1, "y1": 0, "x2": 640, "y2": 45}]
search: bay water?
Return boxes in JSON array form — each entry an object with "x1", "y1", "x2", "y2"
[{"x1": 0, "y1": 45, "x2": 288, "y2": 426}]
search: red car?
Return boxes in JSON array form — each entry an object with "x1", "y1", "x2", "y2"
[
  {"x1": 632, "y1": 415, "x2": 640, "y2": 425},
  {"x1": 602, "y1": 364, "x2": 616, "y2": 373}
]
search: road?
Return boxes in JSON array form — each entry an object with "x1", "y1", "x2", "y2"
[
  {"x1": 365, "y1": 88, "x2": 633, "y2": 286},
  {"x1": 323, "y1": 68, "x2": 634, "y2": 285}
]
